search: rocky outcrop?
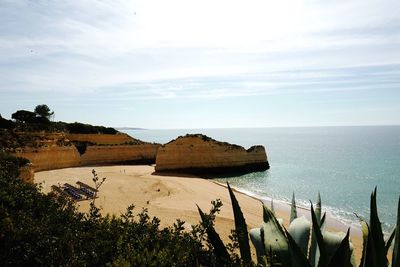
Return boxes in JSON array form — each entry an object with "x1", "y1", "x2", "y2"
[
  {"x1": 14, "y1": 144, "x2": 160, "y2": 172},
  {"x1": 155, "y1": 134, "x2": 269, "y2": 175}
]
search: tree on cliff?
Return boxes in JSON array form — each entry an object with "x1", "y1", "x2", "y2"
[
  {"x1": 11, "y1": 110, "x2": 37, "y2": 123},
  {"x1": 34, "y1": 104, "x2": 54, "y2": 120},
  {"x1": 0, "y1": 114, "x2": 14, "y2": 129}
]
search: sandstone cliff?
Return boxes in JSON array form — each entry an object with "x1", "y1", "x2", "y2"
[
  {"x1": 155, "y1": 134, "x2": 269, "y2": 175},
  {"x1": 14, "y1": 143, "x2": 160, "y2": 172},
  {"x1": 11, "y1": 132, "x2": 160, "y2": 172},
  {"x1": 15, "y1": 146, "x2": 81, "y2": 172}
]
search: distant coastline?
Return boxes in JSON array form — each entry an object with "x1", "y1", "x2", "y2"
[{"x1": 115, "y1": 127, "x2": 147, "y2": 130}]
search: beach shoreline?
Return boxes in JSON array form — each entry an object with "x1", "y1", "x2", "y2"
[{"x1": 36, "y1": 165, "x2": 363, "y2": 262}]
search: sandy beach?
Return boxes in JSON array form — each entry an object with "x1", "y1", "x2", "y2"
[{"x1": 36, "y1": 165, "x2": 363, "y2": 262}]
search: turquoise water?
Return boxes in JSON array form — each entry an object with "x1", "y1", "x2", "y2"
[{"x1": 125, "y1": 126, "x2": 400, "y2": 232}]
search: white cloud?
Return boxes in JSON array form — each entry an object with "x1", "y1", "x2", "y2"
[{"x1": 0, "y1": 0, "x2": 399, "y2": 97}]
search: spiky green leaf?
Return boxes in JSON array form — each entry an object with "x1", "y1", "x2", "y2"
[
  {"x1": 285, "y1": 228, "x2": 311, "y2": 267},
  {"x1": 317, "y1": 192, "x2": 322, "y2": 224},
  {"x1": 310, "y1": 194, "x2": 323, "y2": 267},
  {"x1": 249, "y1": 228, "x2": 265, "y2": 265},
  {"x1": 358, "y1": 220, "x2": 369, "y2": 267},
  {"x1": 197, "y1": 205, "x2": 230, "y2": 261},
  {"x1": 311, "y1": 202, "x2": 328, "y2": 267},
  {"x1": 290, "y1": 192, "x2": 298, "y2": 223},
  {"x1": 385, "y1": 228, "x2": 395, "y2": 255},
  {"x1": 227, "y1": 182, "x2": 251, "y2": 264},
  {"x1": 328, "y1": 229, "x2": 352, "y2": 267},
  {"x1": 320, "y1": 212, "x2": 327, "y2": 232},
  {"x1": 369, "y1": 187, "x2": 387, "y2": 266},
  {"x1": 262, "y1": 205, "x2": 291, "y2": 267}
]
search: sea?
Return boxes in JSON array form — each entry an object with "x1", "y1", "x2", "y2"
[{"x1": 124, "y1": 126, "x2": 400, "y2": 233}]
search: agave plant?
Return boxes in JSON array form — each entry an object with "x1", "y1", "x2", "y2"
[
  {"x1": 249, "y1": 193, "x2": 356, "y2": 267},
  {"x1": 198, "y1": 185, "x2": 399, "y2": 267},
  {"x1": 357, "y1": 187, "x2": 399, "y2": 267}
]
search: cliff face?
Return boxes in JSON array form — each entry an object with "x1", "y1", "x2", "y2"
[
  {"x1": 80, "y1": 144, "x2": 159, "y2": 166},
  {"x1": 10, "y1": 131, "x2": 160, "y2": 172},
  {"x1": 14, "y1": 144, "x2": 160, "y2": 172},
  {"x1": 155, "y1": 134, "x2": 269, "y2": 174},
  {"x1": 15, "y1": 146, "x2": 81, "y2": 172}
]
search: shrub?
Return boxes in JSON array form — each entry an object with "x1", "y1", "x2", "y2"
[
  {"x1": 0, "y1": 153, "x2": 233, "y2": 266},
  {"x1": 66, "y1": 122, "x2": 118, "y2": 135}
]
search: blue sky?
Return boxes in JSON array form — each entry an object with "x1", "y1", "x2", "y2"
[{"x1": 1, "y1": 0, "x2": 399, "y2": 129}]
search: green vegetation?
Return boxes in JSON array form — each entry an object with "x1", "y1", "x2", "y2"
[
  {"x1": 0, "y1": 153, "x2": 246, "y2": 266},
  {"x1": 34, "y1": 104, "x2": 54, "y2": 120},
  {"x1": 1, "y1": 105, "x2": 118, "y2": 135},
  {"x1": 65, "y1": 122, "x2": 117, "y2": 135}
]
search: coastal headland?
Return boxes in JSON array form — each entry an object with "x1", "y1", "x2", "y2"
[{"x1": 155, "y1": 134, "x2": 270, "y2": 175}]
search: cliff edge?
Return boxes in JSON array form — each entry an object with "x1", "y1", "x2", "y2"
[
  {"x1": 7, "y1": 131, "x2": 160, "y2": 172},
  {"x1": 155, "y1": 134, "x2": 269, "y2": 175}
]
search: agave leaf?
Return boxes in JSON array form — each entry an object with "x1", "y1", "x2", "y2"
[
  {"x1": 290, "y1": 192, "x2": 298, "y2": 223},
  {"x1": 197, "y1": 205, "x2": 230, "y2": 261},
  {"x1": 249, "y1": 228, "x2": 265, "y2": 264},
  {"x1": 365, "y1": 224, "x2": 380, "y2": 267},
  {"x1": 359, "y1": 188, "x2": 390, "y2": 267},
  {"x1": 369, "y1": 187, "x2": 387, "y2": 266},
  {"x1": 392, "y1": 197, "x2": 400, "y2": 267},
  {"x1": 288, "y1": 216, "x2": 311, "y2": 256},
  {"x1": 385, "y1": 228, "x2": 395, "y2": 255},
  {"x1": 320, "y1": 212, "x2": 327, "y2": 232},
  {"x1": 285, "y1": 228, "x2": 311, "y2": 267},
  {"x1": 317, "y1": 192, "x2": 322, "y2": 224},
  {"x1": 310, "y1": 194, "x2": 323, "y2": 267},
  {"x1": 324, "y1": 231, "x2": 350, "y2": 260},
  {"x1": 227, "y1": 182, "x2": 251, "y2": 264},
  {"x1": 311, "y1": 202, "x2": 328, "y2": 267},
  {"x1": 358, "y1": 220, "x2": 369, "y2": 267},
  {"x1": 262, "y1": 205, "x2": 291, "y2": 267},
  {"x1": 327, "y1": 229, "x2": 352, "y2": 267}
]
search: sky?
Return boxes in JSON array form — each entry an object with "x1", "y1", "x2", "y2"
[{"x1": 0, "y1": 0, "x2": 400, "y2": 129}]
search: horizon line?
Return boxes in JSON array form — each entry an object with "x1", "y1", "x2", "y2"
[{"x1": 116, "y1": 124, "x2": 400, "y2": 131}]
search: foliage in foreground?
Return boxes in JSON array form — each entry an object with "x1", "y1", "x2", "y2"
[
  {"x1": 198, "y1": 183, "x2": 400, "y2": 267},
  {"x1": 0, "y1": 154, "x2": 243, "y2": 266}
]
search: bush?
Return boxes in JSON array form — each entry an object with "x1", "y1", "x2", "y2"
[
  {"x1": 66, "y1": 122, "x2": 118, "y2": 135},
  {"x1": 0, "y1": 116, "x2": 14, "y2": 129},
  {"x1": 0, "y1": 153, "x2": 240, "y2": 266}
]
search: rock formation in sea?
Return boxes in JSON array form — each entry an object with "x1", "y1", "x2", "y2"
[{"x1": 155, "y1": 134, "x2": 269, "y2": 175}]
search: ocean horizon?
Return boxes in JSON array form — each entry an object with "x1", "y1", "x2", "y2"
[{"x1": 124, "y1": 125, "x2": 400, "y2": 233}]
